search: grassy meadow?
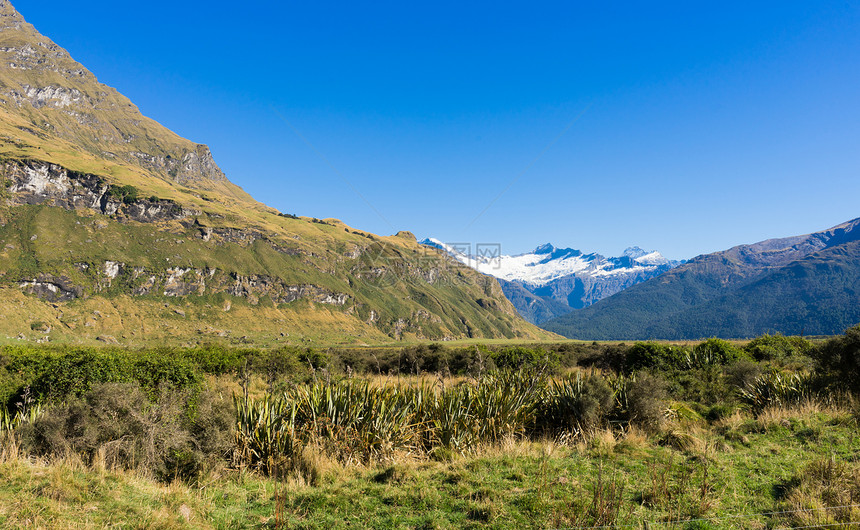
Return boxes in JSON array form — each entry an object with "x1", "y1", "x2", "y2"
[{"x1": 0, "y1": 329, "x2": 859, "y2": 529}]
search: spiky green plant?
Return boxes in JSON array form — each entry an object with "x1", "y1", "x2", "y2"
[
  {"x1": 538, "y1": 372, "x2": 615, "y2": 433},
  {"x1": 740, "y1": 372, "x2": 816, "y2": 413},
  {"x1": 0, "y1": 403, "x2": 43, "y2": 433},
  {"x1": 606, "y1": 373, "x2": 635, "y2": 419},
  {"x1": 233, "y1": 393, "x2": 299, "y2": 475},
  {"x1": 234, "y1": 370, "x2": 618, "y2": 474},
  {"x1": 426, "y1": 383, "x2": 477, "y2": 452},
  {"x1": 470, "y1": 371, "x2": 544, "y2": 442}
]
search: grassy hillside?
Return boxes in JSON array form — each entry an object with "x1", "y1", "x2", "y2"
[
  {"x1": 0, "y1": 1, "x2": 556, "y2": 345},
  {"x1": 0, "y1": 203, "x2": 555, "y2": 345}
]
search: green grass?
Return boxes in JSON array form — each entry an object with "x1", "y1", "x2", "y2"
[
  {"x1": 1, "y1": 405, "x2": 858, "y2": 528},
  {"x1": 0, "y1": 330, "x2": 857, "y2": 528}
]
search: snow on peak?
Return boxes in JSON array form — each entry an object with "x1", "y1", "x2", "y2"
[
  {"x1": 534, "y1": 243, "x2": 555, "y2": 254},
  {"x1": 418, "y1": 237, "x2": 447, "y2": 251},
  {"x1": 420, "y1": 238, "x2": 676, "y2": 287},
  {"x1": 623, "y1": 246, "x2": 648, "y2": 259},
  {"x1": 634, "y1": 251, "x2": 669, "y2": 266},
  {"x1": 622, "y1": 246, "x2": 670, "y2": 266}
]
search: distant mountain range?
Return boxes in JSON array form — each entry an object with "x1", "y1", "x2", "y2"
[
  {"x1": 542, "y1": 217, "x2": 860, "y2": 340},
  {"x1": 419, "y1": 238, "x2": 680, "y2": 324}
]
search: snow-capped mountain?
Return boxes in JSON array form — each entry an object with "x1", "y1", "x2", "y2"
[{"x1": 420, "y1": 238, "x2": 681, "y2": 324}]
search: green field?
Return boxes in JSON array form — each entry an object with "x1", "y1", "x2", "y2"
[{"x1": 0, "y1": 328, "x2": 858, "y2": 528}]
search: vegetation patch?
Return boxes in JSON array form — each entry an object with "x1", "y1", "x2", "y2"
[{"x1": 0, "y1": 328, "x2": 856, "y2": 527}]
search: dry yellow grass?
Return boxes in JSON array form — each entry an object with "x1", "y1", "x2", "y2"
[{"x1": 755, "y1": 399, "x2": 853, "y2": 431}]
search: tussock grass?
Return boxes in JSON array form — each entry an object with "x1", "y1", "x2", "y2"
[
  {"x1": 755, "y1": 399, "x2": 852, "y2": 432},
  {"x1": 0, "y1": 328, "x2": 857, "y2": 527},
  {"x1": 778, "y1": 457, "x2": 860, "y2": 526},
  {"x1": 0, "y1": 402, "x2": 859, "y2": 528}
]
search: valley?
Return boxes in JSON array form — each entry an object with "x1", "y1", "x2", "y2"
[{"x1": 0, "y1": 1, "x2": 858, "y2": 529}]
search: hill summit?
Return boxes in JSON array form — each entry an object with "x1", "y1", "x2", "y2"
[{"x1": 0, "y1": 1, "x2": 254, "y2": 202}]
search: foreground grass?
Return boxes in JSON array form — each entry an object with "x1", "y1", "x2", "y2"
[{"x1": 1, "y1": 404, "x2": 858, "y2": 529}]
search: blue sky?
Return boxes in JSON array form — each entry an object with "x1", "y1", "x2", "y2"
[{"x1": 14, "y1": 1, "x2": 860, "y2": 260}]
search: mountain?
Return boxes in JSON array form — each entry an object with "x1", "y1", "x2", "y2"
[
  {"x1": 495, "y1": 278, "x2": 576, "y2": 325},
  {"x1": 543, "y1": 217, "x2": 860, "y2": 339},
  {"x1": 419, "y1": 238, "x2": 679, "y2": 324},
  {"x1": 0, "y1": 1, "x2": 554, "y2": 346},
  {"x1": 0, "y1": 1, "x2": 251, "y2": 203}
]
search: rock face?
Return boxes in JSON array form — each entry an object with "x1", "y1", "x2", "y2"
[
  {"x1": 1, "y1": 160, "x2": 296, "y2": 250},
  {"x1": 19, "y1": 259, "x2": 351, "y2": 306},
  {"x1": 19, "y1": 273, "x2": 82, "y2": 302},
  {"x1": 496, "y1": 278, "x2": 574, "y2": 325},
  {"x1": 2, "y1": 159, "x2": 199, "y2": 221},
  {"x1": 530, "y1": 262, "x2": 672, "y2": 309}
]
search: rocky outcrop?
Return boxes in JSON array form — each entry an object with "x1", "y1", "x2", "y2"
[
  {"x1": 19, "y1": 273, "x2": 82, "y2": 302},
  {"x1": 128, "y1": 145, "x2": 226, "y2": 186},
  {"x1": 2, "y1": 159, "x2": 307, "y2": 254},
  {"x1": 18, "y1": 258, "x2": 350, "y2": 307},
  {"x1": 2, "y1": 160, "x2": 200, "y2": 222},
  {"x1": 19, "y1": 261, "x2": 350, "y2": 306},
  {"x1": 227, "y1": 275, "x2": 349, "y2": 305},
  {"x1": 209, "y1": 226, "x2": 301, "y2": 255}
]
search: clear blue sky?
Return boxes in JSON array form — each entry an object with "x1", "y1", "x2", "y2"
[{"x1": 14, "y1": 0, "x2": 860, "y2": 260}]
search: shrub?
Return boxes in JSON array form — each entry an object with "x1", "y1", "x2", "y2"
[
  {"x1": 745, "y1": 334, "x2": 813, "y2": 362},
  {"x1": 29, "y1": 321, "x2": 49, "y2": 332},
  {"x1": 107, "y1": 184, "x2": 139, "y2": 204},
  {"x1": 626, "y1": 373, "x2": 668, "y2": 429},
  {"x1": 490, "y1": 346, "x2": 559, "y2": 372},
  {"x1": 182, "y1": 345, "x2": 248, "y2": 375},
  {"x1": 689, "y1": 338, "x2": 745, "y2": 367},
  {"x1": 22, "y1": 349, "x2": 133, "y2": 402},
  {"x1": 537, "y1": 372, "x2": 614, "y2": 432},
  {"x1": 670, "y1": 365, "x2": 733, "y2": 404},
  {"x1": 813, "y1": 325, "x2": 860, "y2": 392},
  {"x1": 187, "y1": 389, "x2": 236, "y2": 465},
  {"x1": 625, "y1": 342, "x2": 688, "y2": 372},
  {"x1": 250, "y1": 348, "x2": 304, "y2": 391},
  {"x1": 15, "y1": 349, "x2": 202, "y2": 404},
  {"x1": 725, "y1": 360, "x2": 764, "y2": 391},
  {"x1": 18, "y1": 383, "x2": 230, "y2": 481},
  {"x1": 298, "y1": 348, "x2": 330, "y2": 371}
]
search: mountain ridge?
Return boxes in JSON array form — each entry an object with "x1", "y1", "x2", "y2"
[
  {"x1": 0, "y1": 0, "x2": 257, "y2": 205},
  {"x1": 420, "y1": 238, "x2": 680, "y2": 324},
  {"x1": 543, "y1": 217, "x2": 860, "y2": 339}
]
